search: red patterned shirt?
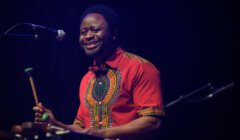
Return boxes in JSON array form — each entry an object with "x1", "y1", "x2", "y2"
[{"x1": 74, "y1": 47, "x2": 165, "y2": 129}]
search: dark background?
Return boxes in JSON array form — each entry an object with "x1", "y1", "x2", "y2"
[{"x1": 0, "y1": 0, "x2": 239, "y2": 139}]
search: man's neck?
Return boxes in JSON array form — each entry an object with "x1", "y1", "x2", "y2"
[{"x1": 93, "y1": 46, "x2": 117, "y2": 65}]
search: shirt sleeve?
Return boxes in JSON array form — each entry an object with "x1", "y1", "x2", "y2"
[{"x1": 132, "y1": 63, "x2": 165, "y2": 117}]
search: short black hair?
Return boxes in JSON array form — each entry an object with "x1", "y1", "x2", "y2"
[{"x1": 81, "y1": 5, "x2": 120, "y2": 36}]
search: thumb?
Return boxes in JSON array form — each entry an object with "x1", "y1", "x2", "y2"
[{"x1": 39, "y1": 103, "x2": 47, "y2": 112}]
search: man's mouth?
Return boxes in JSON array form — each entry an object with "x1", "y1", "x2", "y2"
[{"x1": 84, "y1": 42, "x2": 100, "y2": 50}]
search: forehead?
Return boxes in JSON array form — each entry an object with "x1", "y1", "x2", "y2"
[{"x1": 80, "y1": 13, "x2": 108, "y2": 28}]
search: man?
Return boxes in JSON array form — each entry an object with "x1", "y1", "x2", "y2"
[{"x1": 33, "y1": 5, "x2": 165, "y2": 139}]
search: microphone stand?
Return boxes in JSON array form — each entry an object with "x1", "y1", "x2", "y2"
[
  {"x1": 164, "y1": 82, "x2": 235, "y2": 109},
  {"x1": 1, "y1": 23, "x2": 38, "y2": 40},
  {"x1": 2, "y1": 22, "x2": 66, "y2": 41}
]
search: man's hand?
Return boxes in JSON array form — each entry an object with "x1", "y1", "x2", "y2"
[
  {"x1": 32, "y1": 103, "x2": 57, "y2": 125},
  {"x1": 33, "y1": 103, "x2": 84, "y2": 132}
]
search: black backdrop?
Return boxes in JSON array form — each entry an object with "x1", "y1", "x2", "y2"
[{"x1": 0, "y1": 0, "x2": 239, "y2": 140}]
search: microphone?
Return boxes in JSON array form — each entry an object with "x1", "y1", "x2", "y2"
[
  {"x1": 2, "y1": 23, "x2": 66, "y2": 41},
  {"x1": 30, "y1": 23, "x2": 66, "y2": 41}
]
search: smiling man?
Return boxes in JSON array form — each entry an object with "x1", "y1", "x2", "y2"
[
  {"x1": 33, "y1": 5, "x2": 165, "y2": 140},
  {"x1": 80, "y1": 13, "x2": 111, "y2": 57}
]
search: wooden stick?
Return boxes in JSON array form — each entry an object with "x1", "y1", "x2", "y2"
[{"x1": 25, "y1": 67, "x2": 39, "y2": 106}]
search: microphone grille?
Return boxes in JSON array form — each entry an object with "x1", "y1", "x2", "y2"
[{"x1": 56, "y1": 30, "x2": 66, "y2": 41}]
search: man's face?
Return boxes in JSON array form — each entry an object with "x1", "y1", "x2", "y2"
[{"x1": 79, "y1": 13, "x2": 111, "y2": 57}]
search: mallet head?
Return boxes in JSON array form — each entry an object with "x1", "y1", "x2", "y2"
[{"x1": 24, "y1": 67, "x2": 33, "y2": 75}]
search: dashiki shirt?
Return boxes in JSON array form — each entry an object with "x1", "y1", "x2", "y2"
[{"x1": 74, "y1": 47, "x2": 165, "y2": 129}]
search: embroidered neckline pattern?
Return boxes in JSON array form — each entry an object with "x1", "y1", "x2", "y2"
[
  {"x1": 84, "y1": 68, "x2": 121, "y2": 129},
  {"x1": 124, "y1": 52, "x2": 150, "y2": 64}
]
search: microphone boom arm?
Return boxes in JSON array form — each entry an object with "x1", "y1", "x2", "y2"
[{"x1": 164, "y1": 82, "x2": 235, "y2": 109}]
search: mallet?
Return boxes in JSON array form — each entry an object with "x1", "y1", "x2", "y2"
[
  {"x1": 24, "y1": 67, "x2": 39, "y2": 106},
  {"x1": 24, "y1": 67, "x2": 49, "y2": 121}
]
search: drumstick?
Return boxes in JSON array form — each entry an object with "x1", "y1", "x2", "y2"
[{"x1": 24, "y1": 67, "x2": 39, "y2": 107}]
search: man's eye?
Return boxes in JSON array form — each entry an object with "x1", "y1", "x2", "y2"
[
  {"x1": 80, "y1": 30, "x2": 87, "y2": 35},
  {"x1": 92, "y1": 28, "x2": 101, "y2": 33}
]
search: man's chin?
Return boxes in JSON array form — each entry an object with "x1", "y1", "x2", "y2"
[
  {"x1": 84, "y1": 47, "x2": 101, "y2": 57},
  {"x1": 82, "y1": 43, "x2": 103, "y2": 57}
]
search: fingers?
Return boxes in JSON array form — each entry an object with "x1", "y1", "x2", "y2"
[
  {"x1": 35, "y1": 112, "x2": 42, "y2": 117},
  {"x1": 33, "y1": 102, "x2": 46, "y2": 111},
  {"x1": 34, "y1": 113, "x2": 49, "y2": 123},
  {"x1": 39, "y1": 103, "x2": 47, "y2": 112},
  {"x1": 33, "y1": 103, "x2": 50, "y2": 113},
  {"x1": 33, "y1": 103, "x2": 49, "y2": 123},
  {"x1": 34, "y1": 112, "x2": 44, "y2": 122},
  {"x1": 35, "y1": 116, "x2": 42, "y2": 122},
  {"x1": 33, "y1": 106, "x2": 43, "y2": 113}
]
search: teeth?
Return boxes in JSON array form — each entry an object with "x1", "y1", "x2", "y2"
[{"x1": 85, "y1": 42, "x2": 97, "y2": 45}]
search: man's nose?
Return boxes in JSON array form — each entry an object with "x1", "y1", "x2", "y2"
[{"x1": 85, "y1": 31, "x2": 94, "y2": 40}]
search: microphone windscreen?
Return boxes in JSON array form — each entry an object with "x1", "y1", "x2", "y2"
[{"x1": 56, "y1": 30, "x2": 66, "y2": 41}]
